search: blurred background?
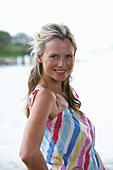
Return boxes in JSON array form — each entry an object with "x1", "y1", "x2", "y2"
[{"x1": 0, "y1": 0, "x2": 113, "y2": 169}]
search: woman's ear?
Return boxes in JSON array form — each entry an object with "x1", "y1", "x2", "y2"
[{"x1": 37, "y1": 53, "x2": 43, "y2": 63}]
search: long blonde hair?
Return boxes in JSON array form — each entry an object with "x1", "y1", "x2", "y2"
[{"x1": 26, "y1": 23, "x2": 81, "y2": 118}]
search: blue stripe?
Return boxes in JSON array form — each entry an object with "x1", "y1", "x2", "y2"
[
  {"x1": 45, "y1": 126, "x2": 50, "y2": 137},
  {"x1": 39, "y1": 86, "x2": 44, "y2": 90},
  {"x1": 40, "y1": 136, "x2": 47, "y2": 155},
  {"x1": 46, "y1": 137, "x2": 55, "y2": 163},
  {"x1": 94, "y1": 149, "x2": 99, "y2": 169},
  {"x1": 63, "y1": 109, "x2": 80, "y2": 167},
  {"x1": 90, "y1": 149, "x2": 95, "y2": 170},
  {"x1": 41, "y1": 127, "x2": 49, "y2": 155},
  {"x1": 58, "y1": 110, "x2": 71, "y2": 154}
]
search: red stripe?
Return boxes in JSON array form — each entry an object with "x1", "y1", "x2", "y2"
[
  {"x1": 84, "y1": 145, "x2": 92, "y2": 169},
  {"x1": 56, "y1": 101, "x2": 59, "y2": 108},
  {"x1": 32, "y1": 89, "x2": 39, "y2": 105},
  {"x1": 53, "y1": 112, "x2": 62, "y2": 144},
  {"x1": 84, "y1": 118, "x2": 94, "y2": 169},
  {"x1": 32, "y1": 89, "x2": 39, "y2": 95}
]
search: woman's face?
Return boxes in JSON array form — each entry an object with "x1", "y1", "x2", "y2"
[{"x1": 38, "y1": 38, "x2": 75, "y2": 82}]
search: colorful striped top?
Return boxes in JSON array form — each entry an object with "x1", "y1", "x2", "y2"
[{"x1": 28, "y1": 87, "x2": 105, "y2": 170}]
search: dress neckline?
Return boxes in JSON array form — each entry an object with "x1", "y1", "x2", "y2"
[{"x1": 47, "y1": 108, "x2": 73, "y2": 125}]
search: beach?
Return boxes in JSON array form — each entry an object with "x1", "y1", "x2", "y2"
[{"x1": 0, "y1": 52, "x2": 113, "y2": 169}]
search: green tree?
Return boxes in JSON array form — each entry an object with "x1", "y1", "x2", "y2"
[
  {"x1": 0, "y1": 31, "x2": 11, "y2": 53},
  {"x1": 12, "y1": 33, "x2": 33, "y2": 55},
  {"x1": 0, "y1": 31, "x2": 33, "y2": 58},
  {"x1": 12, "y1": 33, "x2": 32, "y2": 44}
]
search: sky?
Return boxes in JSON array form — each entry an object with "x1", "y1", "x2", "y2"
[{"x1": 0, "y1": 0, "x2": 113, "y2": 57}]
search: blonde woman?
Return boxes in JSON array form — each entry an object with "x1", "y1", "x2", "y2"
[{"x1": 19, "y1": 23, "x2": 105, "y2": 170}]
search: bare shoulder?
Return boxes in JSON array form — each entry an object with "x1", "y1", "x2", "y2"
[
  {"x1": 30, "y1": 88, "x2": 56, "y2": 117},
  {"x1": 35, "y1": 88, "x2": 56, "y2": 103}
]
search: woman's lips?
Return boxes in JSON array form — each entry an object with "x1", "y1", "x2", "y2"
[{"x1": 54, "y1": 69, "x2": 66, "y2": 74}]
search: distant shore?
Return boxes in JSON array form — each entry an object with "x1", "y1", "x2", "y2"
[
  {"x1": 0, "y1": 57, "x2": 30, "y2": 65},
  {"x1": 0, "y1": 54, "x2": 31, "y2": 65},
  {"x1": 0, "y1": 58, "x2": 17, "y2": 65}
]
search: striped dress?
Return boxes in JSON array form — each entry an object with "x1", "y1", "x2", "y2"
[{"x1": 28, "y1": 87, "x2": 105, "y2": 170}]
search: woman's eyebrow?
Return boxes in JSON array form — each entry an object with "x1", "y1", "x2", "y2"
[{"x1": 48, "y1": 52, "x2": 58, "y2": 56}]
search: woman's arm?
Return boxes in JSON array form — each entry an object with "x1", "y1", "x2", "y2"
[{"x1": 19, "y1": 89, "x2": 56, "y2": 170}]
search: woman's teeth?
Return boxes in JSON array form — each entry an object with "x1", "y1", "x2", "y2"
[{"x1": 56, "y1": 70, "x2": 65, "y2": 73}]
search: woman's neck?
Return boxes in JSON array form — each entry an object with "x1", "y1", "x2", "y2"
[{"x1": 37, "y1": 78, "x2": 63, "y2": 95}]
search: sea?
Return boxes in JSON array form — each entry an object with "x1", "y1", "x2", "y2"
[{"x1": 0, "y1": 50, "x2": 113, "y2": 170}]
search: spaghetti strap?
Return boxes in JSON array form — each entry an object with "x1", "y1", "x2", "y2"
[
  {"x1": 28, "y1": 86, "x2": 60, "y2": 110},
  {"x1": 56, "y1": 100, "x2": 59, "y2": 108},
  {"x1": 28, "y1": 86, "x2": 44, "y2": 110}
]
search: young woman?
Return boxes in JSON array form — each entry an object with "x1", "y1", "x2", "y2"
[{"x1": 19, "y1": 23, "x2": 105, "y2": 170}]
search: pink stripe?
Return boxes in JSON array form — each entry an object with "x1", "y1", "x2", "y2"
[
  {"x1": 84, "y1": 118, "x2": 94, "y2": 169},
  {"x1": 46, "y1": 119, "x2": 53, "y2": 130},
  {"x1": 80, "y1": 114, "x2": 86, "y2": 124},
  {"x1": 28, "y1": 98, "x2": 31, "y2": 108},
  {"x1": 74, "y1": 90, "x2": 79, "y2": 99},
  {"x1": 77, "y1": 127, "x2": 90, "y2": 167},
  {"x1": 61, "y1": 164, "x2": 65, "y2": 170},
  {"x1": 87, "y1": 118, "x2": 94, "y2": 142}
]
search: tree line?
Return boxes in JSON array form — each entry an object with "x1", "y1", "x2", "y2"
[{"x1": 0, "y1": 31, "x2": 33, "y2": 58}]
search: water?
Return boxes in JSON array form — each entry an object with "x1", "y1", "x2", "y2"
[
  {"x1": 0, "y1": 65, "x2": 30, "y2": 170},
  {"x1": 0, "y1": 52, "x2": 113, "y2": 169}
]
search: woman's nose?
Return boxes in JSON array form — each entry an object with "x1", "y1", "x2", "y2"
[{"x1": 57, "y1": 58, "x2": 66, "y2": 66}]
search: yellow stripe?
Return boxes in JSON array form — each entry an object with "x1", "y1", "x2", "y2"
[
  {"x1": 96, "y1": 151, "x2": 102, "y2": 166},
  {"x1": 30, "y1": 97, "x2": 34, "y2": 108},
  {"x1": 52, "y1": 150, "x2": 63, "y2": 170}
]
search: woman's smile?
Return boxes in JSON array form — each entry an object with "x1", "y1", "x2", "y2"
[{"x1": 53, "y1": 69, "x2": 67, "y2": 74}]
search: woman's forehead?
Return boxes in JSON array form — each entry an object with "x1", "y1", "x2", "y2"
[{"x1": 44, "y1": 38, "x2": 75, "y2": 54}]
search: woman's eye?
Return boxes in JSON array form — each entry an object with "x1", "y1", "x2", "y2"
[
  {"x1": 66, "y1": 55, "x2": 72, "y2": 58},
  {"x1": 51, "y1": 55, "x2": 57, "y2": 58}
]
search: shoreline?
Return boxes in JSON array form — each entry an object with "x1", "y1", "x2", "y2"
[{"x1": 0, "y1": 58, "x2": 17, "y2": 65}]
